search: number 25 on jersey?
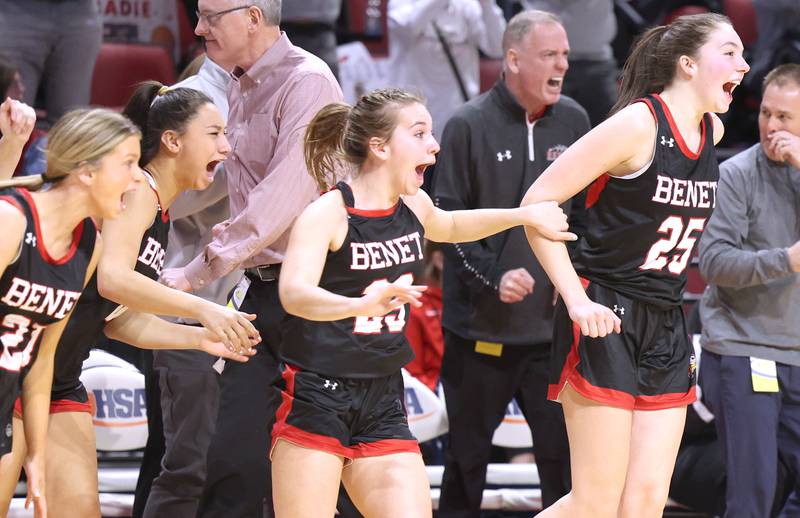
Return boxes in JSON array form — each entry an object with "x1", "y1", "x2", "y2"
[{"x1": 641, "y1": 216, "x2": 706, "y2": 275}]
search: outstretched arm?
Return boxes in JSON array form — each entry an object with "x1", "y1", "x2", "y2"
[
  {"x1": 97, "y1": 181, "x2": 258, "y2": 350},
  {"x1": 403, "y1": 188, "x2": 576, "y2": 244},
  {"x1": 104, "y1": 310, "x2": 257, "y2": 362}
]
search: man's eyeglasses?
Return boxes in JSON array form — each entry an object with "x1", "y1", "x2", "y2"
[{"x1": 196, "y1": 5, "x2": 253, "y2": 26}]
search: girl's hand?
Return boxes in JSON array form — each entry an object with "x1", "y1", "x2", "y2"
[
  {"x1": 160, "y1": 267, "x2": 192, "y2": 292},
  {"x1": 356, "y1": 279, "x2": 427, "y2": 317},
  {"x1": 198, "y1": 327, "x2": 258, "y2": 361},
  {"x1": 523, "y1": 201, "x2": 577, "y2": 242},
  {"x1": 198, "y1": 303, "x2": 260, "y2": 353},
  {"x1": 24, "y1": 454, "x2": 47, "y2": 518},
  {"x1": 567, "y1": 296, "x2": 621, "y2": 338},
  {"x1": 0, "y1": 98, "x2": 36, "y2": 143}
]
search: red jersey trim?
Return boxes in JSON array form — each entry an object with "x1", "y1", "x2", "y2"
[
  {"x1": 346, "y1": 204, "x2": 399, "y2": 218},
  {"x1": 14, "y1": 396, "x2": 93, "y2": 417},
  {"x1": 585, "y1": 174, "x2": 610, "y2": 209},
  {"x1": 349, "y1": 438, "x2": 420, "y2": 458},
  {"x1": 652, "y1": 93, "x2": 706, "y2": 160},
  {"x1": 332, "y1": 184, "x2": 399, "y2": 218},
  {"x1": 19, "y1": 189, "x2": 84, "y2": 265},
  {"x1": 142, "y1": 170, "x2": 170, "y2": 223}
]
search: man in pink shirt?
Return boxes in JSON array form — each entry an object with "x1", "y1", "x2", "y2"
[{"x1": 161, "y1": 1, "x2": 343, "y2": 516}]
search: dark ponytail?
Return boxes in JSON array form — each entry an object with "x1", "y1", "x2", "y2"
[
  {"x1": 611, "y1": 13, "x2": 732, "y2": 115},
  {"x1": 122, "y1": 81, "x2": 213, "y2": 167}
]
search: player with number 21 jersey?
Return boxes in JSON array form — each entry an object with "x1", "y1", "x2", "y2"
[{"x1": 0, "y1": 189, "x2": 96, "y2": 454}]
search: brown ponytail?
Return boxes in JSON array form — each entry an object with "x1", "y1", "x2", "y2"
[
  {"x1": 304, "y1": 102, "x2": 350, "y2": 191},
  {"x1": 304, "y1": 88, "x2": 425, "y2": 190},
  {"x1": 611, "y1": 12, "x2": 732, "y2": 115}
]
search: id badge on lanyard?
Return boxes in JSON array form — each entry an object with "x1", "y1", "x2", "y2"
[{"x1": 750, "y1": 357, "x2": 779, "y2": 393}]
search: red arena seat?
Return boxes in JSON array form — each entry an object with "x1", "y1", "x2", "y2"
[
  {"x1": 90, "y1": 43, "x2": 177, "y2": 110},
  {"x1": 723, "y1": 0, "x2": 758, "y2": 47},
  {"x1": 480, "y1": 58, "x2": 503, "y2": 94},
  {"x1": 663, "y1": 5, "x2": 710, "y2": 25}
]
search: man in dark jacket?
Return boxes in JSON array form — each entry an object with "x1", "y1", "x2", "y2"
[{"x1": 432, "y1": 10, "x2": 590, "y2": 517}]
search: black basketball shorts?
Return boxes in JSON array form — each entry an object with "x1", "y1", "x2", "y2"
[
  {"x1": 271, "y1": 364, "x2": 419, "y2": 460},
  {"x1": 549, "y1": 281, "x2": 696, "y2": 410}
]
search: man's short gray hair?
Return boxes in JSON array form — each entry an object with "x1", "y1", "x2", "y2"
[
  {"x1": 502, "y1": 10, "x2": 562, "y2": 55},
  {"x1": 251, "y1": 0, "x2": 281, "y2": 26}
]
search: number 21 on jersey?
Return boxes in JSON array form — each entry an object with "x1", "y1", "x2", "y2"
[
  {"x1": 641, "y1": 216, "x2": 706, "y2": 275},
  {"x1": 0, "y1": 314, "x2": 45, "y2": 372},
  {"x1": 353, "y1": 273, "x2": 414, "y2": 334}
]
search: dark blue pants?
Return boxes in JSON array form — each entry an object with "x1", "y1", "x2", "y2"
[{"x1": 701, "y1": 351, "x2": 800, "y2": 518}]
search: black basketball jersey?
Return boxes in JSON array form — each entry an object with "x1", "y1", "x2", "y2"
[
  {"x1": 281, "y1": 182, "x2": 425, "y2": 378},
  {"x1": 52, "y1": 171, "x2": 171, "y2": 394},
  {"x1": 0, "y1": 188, "x2": 97, "y2": 406},
  {"x1": 573, "y1": 94, "x2": 719, "y2": 307}
]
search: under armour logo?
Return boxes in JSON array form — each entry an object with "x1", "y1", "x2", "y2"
[
  {"x1": 323, "y1": 379, "x2": 338, "y2": 391},
  {"x1": 496, "y1": 150, "x2": 512, "y2": 162},
  {"x1": 613, "y1": 304, "x2": 625, "y2": 316},
  {"x1": 25, "y1": 233, "x2": 36, "y2": 247},
  {"x1": 660, "y1": 136, "x2": 675, "y2": 147}
]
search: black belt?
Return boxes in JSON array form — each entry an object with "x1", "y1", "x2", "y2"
[{"x1": 244, "y1": 264, "x2": 281, "y2": 282}]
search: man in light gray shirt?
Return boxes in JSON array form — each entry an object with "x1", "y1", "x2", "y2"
[{"x1": 698, "y1": 63, "x2": 800, "y2": 518}]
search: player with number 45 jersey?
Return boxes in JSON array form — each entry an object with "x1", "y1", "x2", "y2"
[{"x1": 272, "y1": 89, "x2": 577, "y2": 518}]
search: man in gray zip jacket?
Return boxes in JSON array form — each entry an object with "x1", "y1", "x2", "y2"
[{"x1": 698, "y1": 63, "x2": 800, "y2": 518}]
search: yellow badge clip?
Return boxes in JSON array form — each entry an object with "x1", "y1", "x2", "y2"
[{"x1": 475, "y1": 341, "x2": 503, "y2": 357}]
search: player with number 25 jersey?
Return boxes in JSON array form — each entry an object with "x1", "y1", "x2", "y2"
[
  {"x1": 575, "y1": 93, "x2": 718, "y2": 307},
  {"x1": 549, "y1": 93, "x2": 718, "y2": 410}
]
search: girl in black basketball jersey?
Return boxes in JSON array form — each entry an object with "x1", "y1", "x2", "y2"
[
  {"x1": 521, "y1": 13, "x2": 749, "y2": 518},
  {"x1": 0, "y1": 108, "x2": 142, "y2": 518},
  {"x1": 0, "y1": 83, "x2": 260, "y2": 518},
  {"x1": 272, "y1": 88, "x2": 576, "y2": 517}
]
